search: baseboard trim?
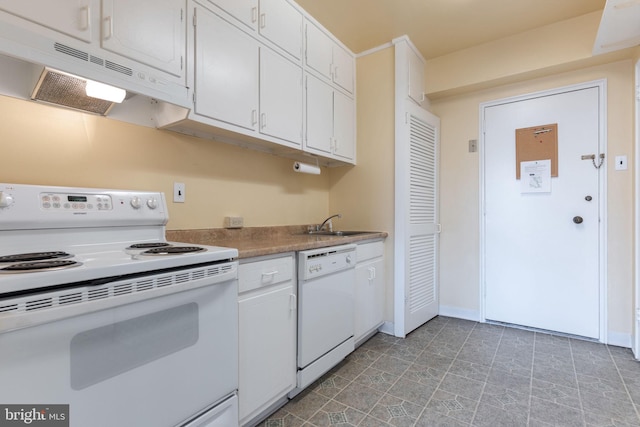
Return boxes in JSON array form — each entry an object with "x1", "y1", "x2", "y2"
[
  {"x1": 439, "y1": 305, "x2": 481, "y2": 322},
  {"x1": 607, "y1": 331, "x2": 632, "y2": 348}
]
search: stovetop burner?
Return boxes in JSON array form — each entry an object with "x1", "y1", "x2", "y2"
[
  {"x1": 0, "y1": 259, "x2": 82, "y2": 273},
  {"x1": 0, "y1": 251, "x2": 73, "y2": 264},
  {"x1": 126, "y1": 242, "x2": 172, "y2": 250},
  {"x1": 141, "y1": 246, "x2": 207, "y2": 256}
]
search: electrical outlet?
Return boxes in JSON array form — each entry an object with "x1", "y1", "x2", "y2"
[
  {"x1": 173, "y1": 182, "x2": 185, "y2": 203},
  {"x1": 224, "y1": 216, "x2": 244, "y2": 228}
]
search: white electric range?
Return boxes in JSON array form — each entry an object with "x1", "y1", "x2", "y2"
[{"x1": 0, "y1": 183, "x2": 239, "y2": 427}]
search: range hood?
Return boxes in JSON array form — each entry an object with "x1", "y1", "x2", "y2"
[{"x1": 31, "y1": 67, "x2": 126, "y2": 116}]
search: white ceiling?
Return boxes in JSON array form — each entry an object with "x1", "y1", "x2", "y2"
[{"x1": 294, "y1": 0, "x2": 607, "y2": 59}]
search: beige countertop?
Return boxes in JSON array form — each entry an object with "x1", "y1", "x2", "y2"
[{"x1": 166, "y1": 225, "x2": 388, "y2": 259}]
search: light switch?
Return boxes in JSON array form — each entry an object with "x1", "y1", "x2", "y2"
[
  {"x1": 615, "y1": 155, "x2": 628, "y2": 171},
  {"x1": 469, "y1": 139, "x2": 477, "y2": 153},
  {"x1": 173, "y1": 182, "x2": 185, "y2": 203}
]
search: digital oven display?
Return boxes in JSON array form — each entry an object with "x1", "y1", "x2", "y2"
[{"x1": 67, "y1": 195, "x2": 88, "y2": 202}]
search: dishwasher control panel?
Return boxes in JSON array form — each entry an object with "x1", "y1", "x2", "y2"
[{"x1": 298, "y1": 244, "x2": 357, "y2": 281}]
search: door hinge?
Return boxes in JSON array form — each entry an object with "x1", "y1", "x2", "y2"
[
  {"x1": 180, "y1": 8, "x2": 184, "y2": 22},
  {"x1": 192, "y1": 92, "x2": 196, "y2": 105},
  {"x1": 192, "y1": 9, "x2": 197, "y2": 27},
  {"x1": 636, "y1": 85, "x2": 640, "y2": 101}
]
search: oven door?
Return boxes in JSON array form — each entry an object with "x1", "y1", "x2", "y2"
[{"x1": 0, "y1": 264, "x2": 238, "y2": 427}]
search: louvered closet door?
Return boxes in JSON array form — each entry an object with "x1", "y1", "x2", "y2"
[{"x1": 395, "y1": 102, "x2": 440, "y2": 336}]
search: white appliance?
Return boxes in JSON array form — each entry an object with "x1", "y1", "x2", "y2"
[
  {"x1": 0, "y1": 183, "x2": 239, "y2": 427},
  {"x1": 292, "y1": 244, "x2": 356, "y2": 395}
]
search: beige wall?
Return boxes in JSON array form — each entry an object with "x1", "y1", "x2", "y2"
[
  {"x1": 329, "y1": 46, "x2": 396, "y2": 320},
  {"x1": 0, "y1": 95, "x2": 331, "y2": 230},
  {"x1": 431, "y1": 59, "x2": 635, "y2": 340}
]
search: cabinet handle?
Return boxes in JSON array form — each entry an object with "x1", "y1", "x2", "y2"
[
  {"x1": 251, "y1": 7, "x2": 257, "y2": 23},
  {"x1": 103, "y1": 16, "x2": 113, "y2": 40},
  {"x1": 334, "y1": 138, "x2": 339, "y2": 153},
  {"x1": 261, "y1": 270, "x2": 278, "y2": 282},
  {"x1": 251, "y1": 109, "x2": 257, "y2": 126},
  {"x1": 334, "y1": 65, "x2": 338, "y2": 81},
  {"x1": 368, "y1": 267, "x2": 376, "y2": 281},
  {"x1": 260, "y1": 13, "x2": 266, "y2": 29},
  {"x1": 260, "y1": 113, "x2": 267, "y2": 129},
  {"x1": 80, "y1": 6, "x2": 90, "y2": 31},
  {"x1": 290, "y1": 294, "x2": 297, "y2": 312}
]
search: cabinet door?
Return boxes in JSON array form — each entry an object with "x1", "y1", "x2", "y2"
[
  {"x1": 258, "y1": 0, "x2": 302, "y2": 60},
  {"x1": 259, "y1": 49, "x2": 302, "y2": 146},
  {"x1": 101, "y1": 0, "x2": 185, "y2": 77},
  {"x1": 355, "y1": 258, "x2": 385, "y2": 342},
  {"x1": 408, "y1": 47, "x2": 425, "y2": 105},
  {"x1": 194, "y1": 7, "x2": 258, "y2": 131},
  {"x1": 239, "y1": 285, "x2": 296, "y2": 423},
  {"x1": 0, "y1": 0, "x2": 93, "y2": 42},
  {"x1": 203, "y1": 0, "x2": 257, "y2": 32},
  {"x1": 305, "y1": 74, "x2": 333, "y2": 155},
  {"x1": 304, "y1": 20, "x2": 332, "y2": 80},
  {"x1": 333, "y1": 90, "x2": 355, "y2": 161},
  {"x1": 332, "y1": 44, "x2": 354, "y2": 94}
]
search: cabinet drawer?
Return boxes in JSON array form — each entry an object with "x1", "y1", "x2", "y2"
[
  {"x1": 356, "y1": 240, "x2": 384, "y2": 263},
  {"x1": 239, "y1": 254, "x2": 294, "y2": 293}
]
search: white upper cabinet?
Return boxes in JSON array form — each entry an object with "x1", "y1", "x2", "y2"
[
  {"x1": 305, "y1": 19, "x2": 354, "y2": 94},
  {"x1": 101, "y1": 0, "x2": 185, "y2": 77},
  {"x1": 194, "y1": 7, "x2": 258, "y2": 131},
  {"x1": 259, "y1": 48, "x2": 302, "y2": 146},
  {"x1": 0, "y1": 0, "x2": 94, "y2": 42},
  {"x1": 305, "y1": 73, "x2": 355, "y2": 163},
  {"x1": 333, "y1": 89, "x2": 355, "y2": 161},
  {"x1": 202, "y1": 0, "x2": 301, "y2": 61},
  {"x1": 258, "y1": 0, "x2": 302, "y2": 61},
  {"x1": 407, "y1": 45, "x2": 425, "y2": 105},
  {"x1": 305, "y1": 73, "x2": 334, "y2": 156},
  {"x1": 204, "y1": 0, "x2": 257, "y2": 32}
]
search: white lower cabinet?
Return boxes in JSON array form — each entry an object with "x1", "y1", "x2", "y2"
[
  {"x1": 354, "y1": 240, "x2": 385, "y2": 345},
  {"x1": 238, "y1": 253, "x2": 296, "y2": 426}
]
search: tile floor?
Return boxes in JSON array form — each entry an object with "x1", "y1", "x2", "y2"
[{"x1": 259, "y1": 316, "x2": 640, "y2": 427}]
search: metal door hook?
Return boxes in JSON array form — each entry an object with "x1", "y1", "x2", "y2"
[{"x1": 581, "y1": 153, "x2": 605, "y2": 169}]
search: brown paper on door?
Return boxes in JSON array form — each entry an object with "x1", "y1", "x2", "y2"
[{"x1": 515, "y1": 123, "x2": 558, "y2": 179}]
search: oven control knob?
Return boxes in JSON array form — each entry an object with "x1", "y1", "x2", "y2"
[
  {"x1": 130, "y1": 196, "x2": 142, "y2": 209},
  {"x1": 147, "y1": 198, "x2": 158, "y2": 210},
  {"x1": 0, "y1": 192, "x2": 14, "y2": 208}
]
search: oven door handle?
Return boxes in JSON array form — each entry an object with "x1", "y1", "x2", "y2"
[{"x1": 0, "y1": 268, "x2": 237, "y2": 333}]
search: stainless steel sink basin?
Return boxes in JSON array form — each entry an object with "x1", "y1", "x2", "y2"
[{"x1": 307, "y1": 230, "x2": 373, "y2": 236}]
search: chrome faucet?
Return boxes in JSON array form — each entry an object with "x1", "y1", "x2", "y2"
[{"x1": 317, "y1": 213, "x2": 342, "y2": 232}]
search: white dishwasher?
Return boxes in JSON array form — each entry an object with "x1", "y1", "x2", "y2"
[{"x1": 292, "y1": 244, "x2": 357, "y2": 395}]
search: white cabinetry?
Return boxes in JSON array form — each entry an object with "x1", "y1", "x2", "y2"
[
  {"x1": 195, "y1": 8, "x2": 258, "y2": 130},
  {"x1": 407, "y1": 46, "x2": 425, "y2": 106},
  {"x1": 101, "y1": 0, "x2": 185, "y2": 77},
  {"x1": 238, "y1": 254, "x2": 296, "y2": 426},
  {"x1": 305, "y1": 19, "x2": 353, "y2": 94},
  {"x1": 354, "y1": 240, "x2": 385, "y2": 345},
  {"x1": 203, "y1": 0, "x2": 301, "y2": 61},
  {"x1": 0, "y1": 0, "x2": 93, "y2": 42},
  {"x1": 193, "y1": 4, "x2": 302, "y2": 146},
  {"x1": 305, "y1": 74, "x2": 354, "y2": 162}
]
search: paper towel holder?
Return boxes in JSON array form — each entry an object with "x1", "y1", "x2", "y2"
[{"x1": 293, "y1": 158, "x2": 321, "y2": 175}]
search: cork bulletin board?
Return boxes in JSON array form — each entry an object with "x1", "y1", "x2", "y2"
[{"x1": 515, "y1": 123, "x2": 558, "y2": 179}]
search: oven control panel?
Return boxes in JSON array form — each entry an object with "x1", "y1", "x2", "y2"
[
  {"x1": 0, "y1": 183, "x2": 168, "y2": 229},
  {"x1": 40, "y1": 193, "x2": 113, "y2": 211}
]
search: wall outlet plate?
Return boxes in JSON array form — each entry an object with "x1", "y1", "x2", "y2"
[
  {"x1": 173, "y1": 182, "x2": 185, "y2": 203},
  {"x1": 224, "y1": 216, "x2": 244, "y2": 228}
]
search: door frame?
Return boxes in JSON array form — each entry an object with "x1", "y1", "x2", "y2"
[
  {"x1": 479, "y1": 79, "x2": 608, "y2": 342},
  {"x1": 634, "y1": 60, "x2": 640, "y2": 358}
]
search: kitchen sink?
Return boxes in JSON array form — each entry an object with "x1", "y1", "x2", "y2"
[{"x1": 307, "y1": 230, "x2": 373, "y2": 236}]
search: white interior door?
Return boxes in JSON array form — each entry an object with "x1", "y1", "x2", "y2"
[
  {"x1": 483, "y1": 83, "x2": 605, "y2": 340},
  {"x1": 394, "y1": 102, "x2": 440, "y2": 337}
]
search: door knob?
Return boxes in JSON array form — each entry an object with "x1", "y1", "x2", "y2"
[
  {"x1": 573, "y1": 216, "x2": 584, "y2": 224},
  {"x1": 585, "y1": 195, "x2": 592, "y2": 201}
]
